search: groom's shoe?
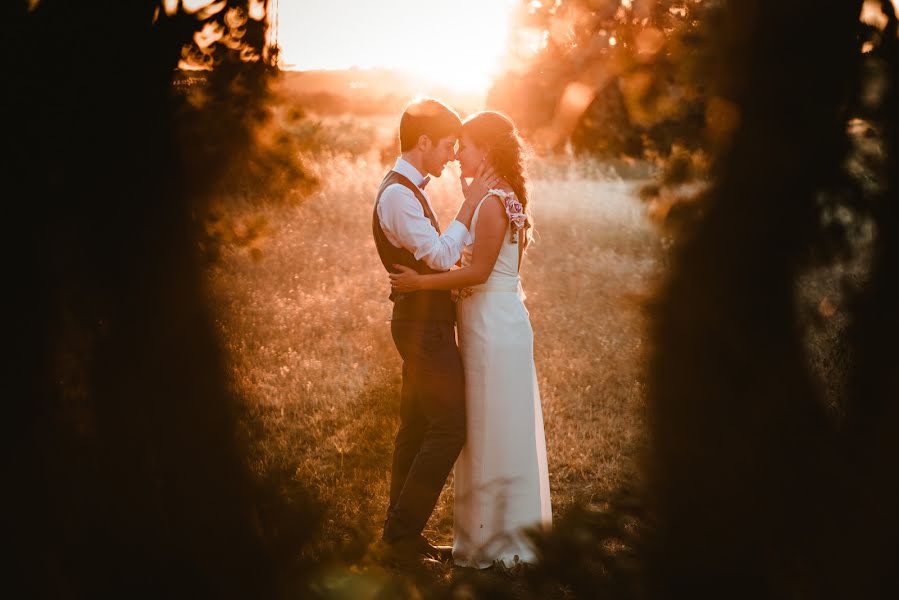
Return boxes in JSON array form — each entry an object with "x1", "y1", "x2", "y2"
[
  {"x1": 382, "y1": 535, "x2": 453, "y2": 567},
  {"x1": 413, "y1": 536, "x2": 453, "y2": 562},
  {"x1": 380, "y1": 542, "x2": 421, "y2": 570}
]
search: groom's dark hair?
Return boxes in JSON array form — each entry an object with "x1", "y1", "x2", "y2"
[{"x1": 399, "y1": 97, "x2": 462, "y2": 151}]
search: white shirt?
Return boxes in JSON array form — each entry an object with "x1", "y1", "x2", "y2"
[{"x1": 376, "y1": 157, "x2": 470, "y2": 272}]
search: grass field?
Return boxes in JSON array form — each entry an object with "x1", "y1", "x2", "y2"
[{"x1": 206, "y1": 149, "x2": 663, "y2": 565}]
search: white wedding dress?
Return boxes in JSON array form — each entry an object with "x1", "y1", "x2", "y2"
[{"x1": 452, "y1": 190, "x2": 552, "y2": 569}]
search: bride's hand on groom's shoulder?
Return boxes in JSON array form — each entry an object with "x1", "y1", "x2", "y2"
[
  {"x1": 461, "y1": 161, "x2": 500, "y2": 205},
  {"x1": 390, "y1": 264, "x2": 423, "y2": 293}
]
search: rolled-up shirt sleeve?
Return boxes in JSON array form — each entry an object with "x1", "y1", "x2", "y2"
[{"x1": 377, "y1": 184, "x2": 469, "y2": 272}]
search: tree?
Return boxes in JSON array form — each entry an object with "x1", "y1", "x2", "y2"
[
  {"x1": 519, "y1": 1, "x2": 899, "y2": 597},
  {"x1": 6, "y1": 2, "x2": 314, "y2": 596},
  {"x1": 490, "y1": 0, "x2": 712, "y2": 160}
]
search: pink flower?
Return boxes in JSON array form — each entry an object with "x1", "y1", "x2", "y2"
[{"x1": 499, "y1": 193, "x2": 527, "y2": 231}]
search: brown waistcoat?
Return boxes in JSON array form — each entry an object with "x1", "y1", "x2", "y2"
[{"x1": 372, "y1": 170, "x2": 455, "y2": 322}]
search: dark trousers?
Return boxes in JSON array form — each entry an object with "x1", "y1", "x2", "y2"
[{"x1": 383, "y1": 319, "x2": 466, "y2": 543}]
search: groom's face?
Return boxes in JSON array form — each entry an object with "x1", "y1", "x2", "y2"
[{"x1": 422, "y1": 135, "x2": 458, "y2": 178}]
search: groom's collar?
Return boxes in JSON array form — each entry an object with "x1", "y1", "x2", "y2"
[{"x1": 393, "y1": 158, "x2": 429, "y2": 190}]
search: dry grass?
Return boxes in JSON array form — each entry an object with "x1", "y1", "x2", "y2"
[{"x1": 206, "y1": 149, "x2": 663, "y2": 561}]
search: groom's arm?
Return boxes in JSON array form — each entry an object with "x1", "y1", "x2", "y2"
[
  {"x1": 451, "y1": 197, "x2": 478, "y2": 233},
  {"x1": 378, "y1": 185, "x2": 469, "y2": 271},
  {"x1": 395, "y1": 195, "x2": 508, "y2": 291}
]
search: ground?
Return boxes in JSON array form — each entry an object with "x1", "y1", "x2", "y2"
[{"x1": 206, "y1": 152, "x2": 663, "y2": 579}]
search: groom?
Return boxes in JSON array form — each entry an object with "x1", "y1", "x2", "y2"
[{"x1": 372, "y1": 97, "x2": 495, "y2": 563}]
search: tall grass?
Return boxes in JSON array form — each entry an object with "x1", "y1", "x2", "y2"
[{"x1": 206, "y1": 148, "x2": 663, "y2": 560}]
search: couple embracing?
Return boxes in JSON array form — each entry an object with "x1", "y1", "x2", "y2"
[{"x1": 372, "y1": 98, "x2": 551, "y2": 569}]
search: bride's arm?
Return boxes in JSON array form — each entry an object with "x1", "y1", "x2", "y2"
[{"x1": 390, "y1": 196, "x2": 508, "y2": 292}]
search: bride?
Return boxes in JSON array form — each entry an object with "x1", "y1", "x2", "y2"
[{"x1": 390, "y1": 111, "x2": 551, "y2": 569}]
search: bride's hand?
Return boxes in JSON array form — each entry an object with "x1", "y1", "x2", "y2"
[
  {"x1": 390, "y1": 264, "x2": 424, "y2": 293},
  {"x1": 461, "y1": 160, "x2": 500, "y2": 204}
]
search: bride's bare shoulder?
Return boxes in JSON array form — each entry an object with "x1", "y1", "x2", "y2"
[{"x1": 478, "y1": 192, "x2": 511, "y2": 224}]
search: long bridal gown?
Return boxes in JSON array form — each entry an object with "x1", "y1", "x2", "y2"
[{"x1": 452, "y1": 189, "x2": 552, "y2": 569}]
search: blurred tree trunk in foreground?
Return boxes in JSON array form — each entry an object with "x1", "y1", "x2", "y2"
[
  {"x1": 647, "y1": 0, "x2": 898, "y2": 597},
  {"x1": 529, "y1": 2, "x2": 899, "y2": 599},
  {"x1": 5, "y1": 1, "x2": 313, "y2": 597}
]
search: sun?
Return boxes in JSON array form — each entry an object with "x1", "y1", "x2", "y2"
[{"x1": 272, "y1": 0, "x2": 514, "y2": 95}]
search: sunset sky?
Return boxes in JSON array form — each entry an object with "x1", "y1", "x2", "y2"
[{"x1": 272, "y1": 0, "x2": 516, "y2": 93}]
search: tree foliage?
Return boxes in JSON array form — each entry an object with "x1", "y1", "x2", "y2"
[
  {"x1": 551, "y1": 0, "x2": 898, "y2": 596},
  {"x1": 484, "y1": 1, "x2": 899, "y2": 598},
  {"x1": 642, "y1": 0, "x2": 899, "y2": 592},
  {"x1": 6, "y1": 1, "x2": 315, "y2": 596},
  {"x1": 490, "y1": 0, "x2": 713, "y2": 160}
]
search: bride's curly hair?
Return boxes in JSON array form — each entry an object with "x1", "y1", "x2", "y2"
[{"x1": 461, "y1": 111, "x2": 533, "y2": 246}]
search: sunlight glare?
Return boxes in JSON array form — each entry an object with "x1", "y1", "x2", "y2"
[
  {"x1": 181, "y1": 0, "x2": 218, "y2": 13},
  {"x1": 249, "y1": 0, "x2": 266, "y2": 21},
  {"x1": 274, "y1": 0, "x2": 514, "y2": 94},
  {"x1": 861, "y1": 0, "x2": 889, "y2": 30}
]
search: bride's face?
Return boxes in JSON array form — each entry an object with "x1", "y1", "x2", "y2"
[{"x1": 456, "y1": 134, "x2": 488, "y2": 178}]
